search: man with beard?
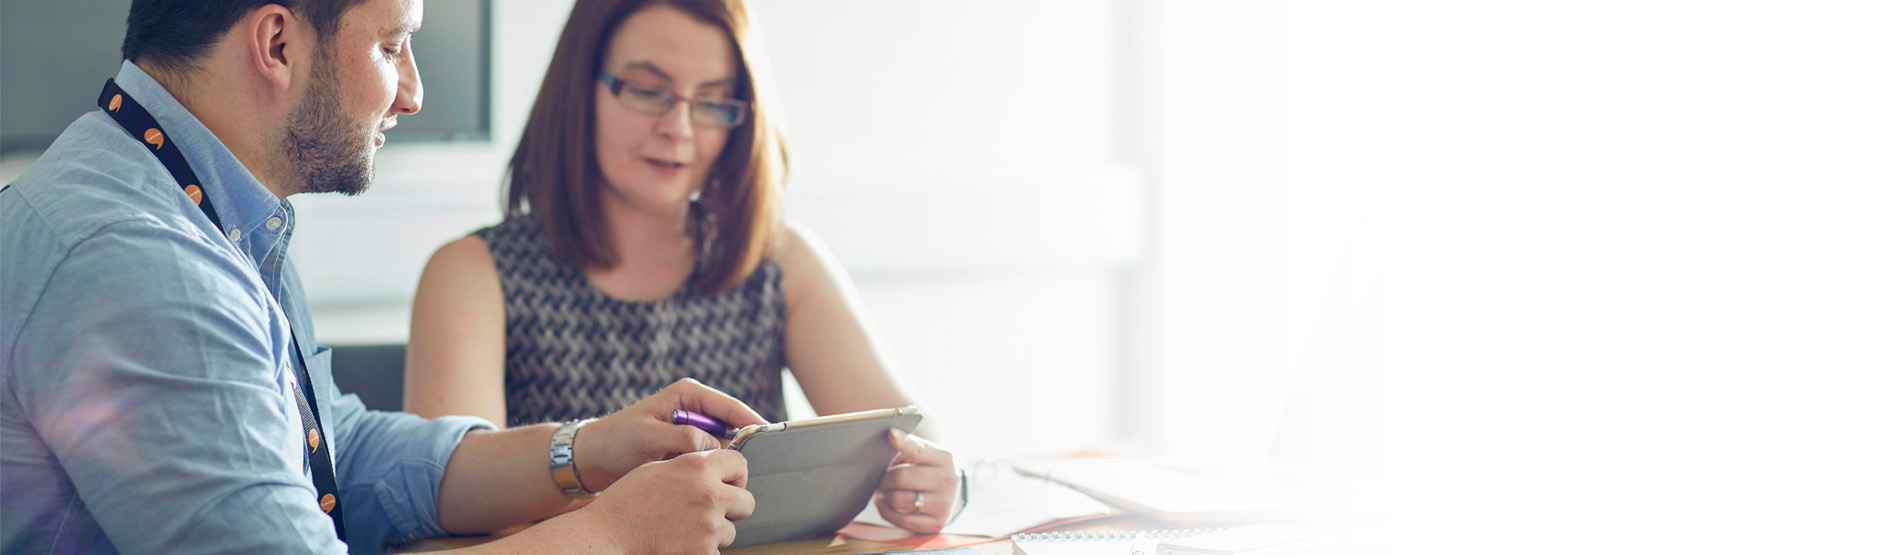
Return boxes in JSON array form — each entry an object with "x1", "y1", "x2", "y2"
[{"x1": 0, "y1": 0, "x2": 763, "y2": 553}]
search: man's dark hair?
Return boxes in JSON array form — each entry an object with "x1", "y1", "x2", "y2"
[{"x1": 121, "y1": 0, "x2": 371, "y2": 75}]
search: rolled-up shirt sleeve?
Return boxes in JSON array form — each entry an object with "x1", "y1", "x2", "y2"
[
  {"x1": 326, "y1": 378, "x2": 493, "y2": 552},
  {"x1": 14, "y1": 221, "x2": 348, "y2": 553}
]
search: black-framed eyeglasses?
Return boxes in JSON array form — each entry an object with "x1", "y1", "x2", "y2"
[{"x1": 597, "y1": 69, "x2": 750, "y2": 129}]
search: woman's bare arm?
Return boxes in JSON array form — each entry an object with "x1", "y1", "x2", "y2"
[{"x1": 405, "y1": 235, "x2": 510, "y2": 426}]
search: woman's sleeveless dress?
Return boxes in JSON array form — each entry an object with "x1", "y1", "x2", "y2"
[{"x1": 473, "y1": 217, "x2": 787, "y2": 426}]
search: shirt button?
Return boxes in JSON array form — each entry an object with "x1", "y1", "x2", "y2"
[
  {"x1": 266, "y1": 217, "x2": 283, "y2": 230},
  {"x1": 227, "y1": 228, "x2": 242, "y2": 242}
]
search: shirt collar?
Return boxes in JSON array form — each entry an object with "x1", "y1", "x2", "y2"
[{"x1": 113, "y1": 61, "x2": 287, "y2": 258}]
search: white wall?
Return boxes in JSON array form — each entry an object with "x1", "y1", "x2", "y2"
[
  {"x1": 284, "y1": 0, "x2": 577, "y2": 318},
  {"x1": 290, "y1": 0, "x2": 1149, "y2": 461},
  {"x1": 753, "y1": 1, "x2": 1145, "y2": 458},
  {"x1": 1135, "y1": 1, "x2": 1385, "y2": 469},
  {"x1": 2, "y1": 0, "x2": 1373, "y2": 468},
  {"x1": 18, "y1": 1, "x2": 1898, "y2": 552}
]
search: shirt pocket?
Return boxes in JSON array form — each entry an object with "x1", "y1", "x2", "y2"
[{"x1": 306, "y1": 345, "x2": 335, "y2": 407}]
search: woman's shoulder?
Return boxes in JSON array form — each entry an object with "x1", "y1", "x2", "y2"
[
  {"x1": 771, "y1": 220, "x2": 816, "y2": 275},
  {"x1": 424, "y1": 234, "x2": 497, "y2": 280},
  {"x1": 470, "y1": 216, "x2": 565, "y2": 267},
  {"x1": 771, "y1": 221, "x2": 845, "y2": 308},
  {"x1": 773, "y1": 220, "x2": 825, "y2": 265},
  {"x1": 430, "y1": 217, "x2": 547, "y2": 282}
]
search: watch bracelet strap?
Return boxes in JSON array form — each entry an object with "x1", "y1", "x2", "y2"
[{"x1": 550, "y1": 418, "x2": 599, "y2": 498}]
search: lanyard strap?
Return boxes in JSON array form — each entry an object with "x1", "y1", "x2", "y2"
[{"x1": 97, "y1": 79, "x2": 348, "y2": 543}]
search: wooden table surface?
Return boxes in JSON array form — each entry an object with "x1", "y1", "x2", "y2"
[{"x1": 402, "y1": 515, "x2": 1174, "y2": 554}]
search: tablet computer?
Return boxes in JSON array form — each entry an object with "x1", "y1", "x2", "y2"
[{"x1": 727, "y1": 406, "x2": 923, "y2": 548}]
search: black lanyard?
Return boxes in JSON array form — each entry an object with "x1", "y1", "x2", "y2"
[{"x1": 97, "y1": 79, "x2": 348, "y2": 543}]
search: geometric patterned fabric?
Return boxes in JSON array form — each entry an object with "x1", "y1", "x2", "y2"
[{"x1": 473, "y1": 216, "x2": 788, "y2": 427}]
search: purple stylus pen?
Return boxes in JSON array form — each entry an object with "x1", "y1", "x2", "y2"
[{"x1": 671, "y1": 410, "x2": 738, "y2": 439}]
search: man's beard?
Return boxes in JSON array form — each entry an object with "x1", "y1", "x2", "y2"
[{"x1": 282, "y1": 53, "x2": 376, "y2": 196}]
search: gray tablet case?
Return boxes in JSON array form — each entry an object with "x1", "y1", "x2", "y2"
[{"x1": 728, "y1": 411, "x2": 924, "y2": 548}]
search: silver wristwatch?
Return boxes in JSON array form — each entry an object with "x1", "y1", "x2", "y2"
[{"x1": 549, "y1": 418, "x2": 599, "y2": 499}]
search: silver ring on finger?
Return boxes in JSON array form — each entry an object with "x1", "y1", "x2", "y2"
[{"x1": 912, "y1": 490, "x2": 925, "y2": 513}]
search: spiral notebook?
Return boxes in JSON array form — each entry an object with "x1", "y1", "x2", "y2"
[{"x1": 1010, "y1": 529, "x2": 1214, "y2": 555}]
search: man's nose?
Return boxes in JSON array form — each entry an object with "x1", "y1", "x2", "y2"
[{"x1": 394, "y1": 48, "x2": 423, "y2": 115}]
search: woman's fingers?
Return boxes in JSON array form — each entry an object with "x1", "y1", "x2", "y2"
[
  {"x1": 875, "y1": 458, "x2": 960, "y2": 535},
  {"x1": 878, "y1": 488, "x2": 947, "y2": 514},
  {"x1": 888, "y1": 429, "x2": 953, "y2": 467},
  {"x1": 880, "y1": 428, "x2": 962, "y2": 534},
  {"x1": 876, "y1": 489, "x2": 949, "y2": 534},
  {"x1": 882, "y1": 511, "x2": 946, "y2": 535},
  {"x1": 879, "y1": 462, "x2": 958, "y2": 493}
]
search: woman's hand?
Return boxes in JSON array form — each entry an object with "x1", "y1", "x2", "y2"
[{"x1": 873, "y1": 429, "x2": 962, "y2": 534}]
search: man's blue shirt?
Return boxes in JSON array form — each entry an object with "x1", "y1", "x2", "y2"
[{"x1": 0, "y1": 61, "x2": 494, "y2": 554}]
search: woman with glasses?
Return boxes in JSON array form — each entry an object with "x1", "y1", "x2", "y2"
[{"x1": 403, "y1": 0, "x2": 963, "y2": 534}]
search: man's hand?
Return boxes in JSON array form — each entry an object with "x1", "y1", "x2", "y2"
[
  {"x1": 578, "y1": 378, "x2": 770, "y2": 493},
  {"x1": 576, "y1": 449, "x2": 755, "y2": 553},
  {"x1": 872, "y1": 430, "x2": 962, "y2": 534}
]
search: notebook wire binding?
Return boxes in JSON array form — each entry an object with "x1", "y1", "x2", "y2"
[{"x1": 1011, "y1": 529, "x2": 1220, "y2": 555}]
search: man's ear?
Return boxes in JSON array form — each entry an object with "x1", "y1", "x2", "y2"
[{"x1": 243, "y1": 5, "x2": 301, "y2": 92}]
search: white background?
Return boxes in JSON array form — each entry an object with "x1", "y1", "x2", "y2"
[{"x1": 6, "y1": 1, "x2": 1896, "y2": 552}]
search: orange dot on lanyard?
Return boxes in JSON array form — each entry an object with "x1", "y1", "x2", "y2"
[
  {"x1": 183, "y1": 184, "x2": 203, "y2": 205},
  {"x1": 307, "y1": 428, "x2": 320, "y2": 451},
  {"x1": 319, "y1": 494, "x2": 337, "y2": 513},
  {"x1": 143, "y1": 128, "x2": 164, "y2": 149},
  {"x1": 109, "y1": 94, "x2": 123, "y2": 112}
]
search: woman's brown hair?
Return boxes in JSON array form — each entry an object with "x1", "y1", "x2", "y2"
[{"x1": 504, "y1": 0, "x2": 787, "y2": 294}]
